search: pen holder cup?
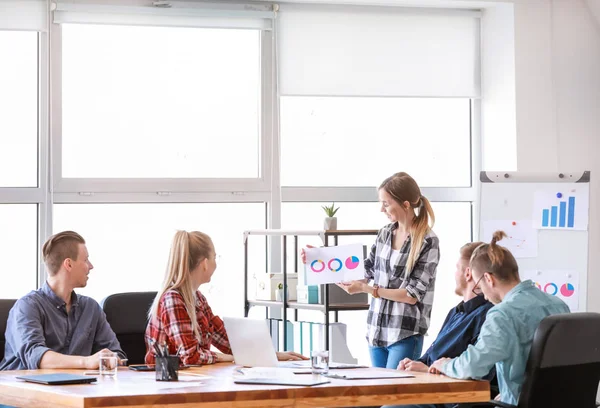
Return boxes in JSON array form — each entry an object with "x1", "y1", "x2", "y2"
[{"x1": 155, "y1": 356, "x2": 180, "y2": 381}]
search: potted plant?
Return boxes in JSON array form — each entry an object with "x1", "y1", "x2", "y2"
[{"x1": 322, "y1": 202, "x2": 340, "y2": 230}]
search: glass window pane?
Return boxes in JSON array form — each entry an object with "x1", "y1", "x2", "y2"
[
  {"x1": 62, "y1": 24, "x2": 260, "y2": 179},
  {"x1": 281, "y1": 97, "x2": 471, "y2": 187},
  {"x1": 0, "y1": 205, "x2": 38, "y2": 298},
  {"x1": 281, "y1": 201, "x2": 471, "y2": 364},
  {"x1": 0, "y1": 32, "x2": 38, "y2": 187},
  {"x1": 53, "y1": 203, "x2": 266, "y2": 317}
]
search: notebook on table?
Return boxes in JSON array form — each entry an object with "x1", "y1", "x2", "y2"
[
  {"x1": 233, "y1": 377, "x2": 330, "y2": 386},
  {"x1": 280, "y1": 361, "x2": 368, "y2": 369},
  {"x1": 324, "y1": 371, "x2": 415, "y2": 380},
  {"x1": 16, "y1": 374, "x2": 97, "y2": 385}
]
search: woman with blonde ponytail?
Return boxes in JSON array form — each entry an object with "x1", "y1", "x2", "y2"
[
  {"x1": 337, "y1": 172, "x2": 440, "y2": 369},
  {"x1": 145, "y1": 230, "x2": 306, "y2": 365},
  {"x1": 428, "y1": 231, "x2": 569, "y2": 406}
]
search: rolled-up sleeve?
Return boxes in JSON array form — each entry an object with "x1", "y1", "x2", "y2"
[
  {"x1": 6, "y1": 299, "x2": 51, "y2": 369},
  {"x1": 405, "y1": 236, "x2": 440, "y2": 302},
  {"x1": 442, "y1": 309, "x2": 512, "y2": 380}
]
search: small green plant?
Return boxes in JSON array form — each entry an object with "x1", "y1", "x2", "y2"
[
  {"x1": 322, "y1": 202, "x2": 340, "y2": 217},
  {"x1": 277, "y1": 282, "x2": 284, "y2": 290}
]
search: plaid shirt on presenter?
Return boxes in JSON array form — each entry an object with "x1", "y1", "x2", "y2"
[{"x1": 364, "y1": 222, "x2": 440, "y2": 347}]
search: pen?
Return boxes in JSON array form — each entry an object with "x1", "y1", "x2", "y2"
[{"x1": 151, "y1": 339, "x2": 163, "y2": 357}]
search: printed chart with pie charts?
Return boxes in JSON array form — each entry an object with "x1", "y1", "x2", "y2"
[
  {"x1": 521, "y1": 269, "x2": 579, "y2": 312},
  {"x1": 304, "y1": 243, "x2": 365, "y2": 285}
]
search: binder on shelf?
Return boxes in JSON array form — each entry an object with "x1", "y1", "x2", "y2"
[
  {"x1": 301, "y1": 321, "x2": 312, "y2": 355},
  {"x1": 292, "y1": 322, "x2": 303, "y2": 354},
  {"x1": 275, "y1": 319, "x2": 294, "y2": 351},
  {"x1": 269, "y1": 319, "x2": 279, "y2": 351}
]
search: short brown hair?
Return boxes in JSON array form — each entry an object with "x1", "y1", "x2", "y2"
[
  {"x1": 460, "y1": 241, "x2": 485, "y2": 263},
  {"x1": 470, "y1": 231, "x2": 519, "y2": 282},
  {"x1": 42, "y1": 231, "x2": 86, "y2": 275}
]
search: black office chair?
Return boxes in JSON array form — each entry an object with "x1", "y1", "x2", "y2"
[
  {"x1": 0, "y1": 299, "x2": 17, "y2": 364},
  {"x1": 101, "y1": 292, "x2": 157, "y2": 365},
  {"x1": 462, "y1": 312, "x2": 600, "y2": 408}
]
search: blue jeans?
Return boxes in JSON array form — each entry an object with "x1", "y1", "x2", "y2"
[{"x1": 369, "y1": 334, "x2": 424, "y2": 369}]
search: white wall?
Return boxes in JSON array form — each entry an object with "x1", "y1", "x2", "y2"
[{"x1": 514, "y1": 0, "x2": 600, "y2": 312}]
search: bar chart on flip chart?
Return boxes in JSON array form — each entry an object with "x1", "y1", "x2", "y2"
[{"x1": 534, "y1": 188, "x2": 588, "y2": 230}]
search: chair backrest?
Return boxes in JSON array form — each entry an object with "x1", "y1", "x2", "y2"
[
  {"x1": 518, "y1": 312, "x2": 600, "y2": 408},
  {"x1": 101, "y1": 292, "x2": 157, "y2": 365},
  {"x1": 0, "y1": 299, "x2": 17, "y2": 363}
]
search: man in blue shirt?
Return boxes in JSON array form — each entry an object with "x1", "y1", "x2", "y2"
[
  {"x1": 384, "y1": 241, "x2": 493, "y2": 408},
  {"x1": 0, "y1": 231, "x2": 125, "y2": 370},
  {"x1": 430, "y1": 231, "x2": 569, "y2": 405}
]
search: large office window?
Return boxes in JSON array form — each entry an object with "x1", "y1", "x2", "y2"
[
  {"x1": 0, "y1": 28, "x2": 42, "y2": 297},
  {"x1": 53, "y1": 203, "x2": 266, "y2": 316},
  {"x1": 0, "y1": 31, "x2": 38, "y2": 187},
  {"x1": 281, "y1": 97, "x2": 471, "y2": 187},
  {"x1": 61, "y1": 24, "x2": 261, "y2": 179},
  {"x1": 0, "y1": 205, "x2": 38, "y2": 298}
]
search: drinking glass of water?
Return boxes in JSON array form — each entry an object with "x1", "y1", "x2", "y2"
[
  {"x1": 99, "y1": 351, "x2": 119, "y2": 377},
  {"x1": 311, "y1": 350, "x2": 329, "y2": 375}
]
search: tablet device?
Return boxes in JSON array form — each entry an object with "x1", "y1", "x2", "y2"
[
  {"x1": 129, "y1": 364, "x2": 155, "y2": 371},
  {"x1": 233, "y1": 377, "x2": 330, "y2": 386},
  {"x1": 16, "y1": 374, "x2": 97, "y2": 385}
]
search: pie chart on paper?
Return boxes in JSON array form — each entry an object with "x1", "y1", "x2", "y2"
[
  {"x1": 345, "y1": 256, "x2": 360, "y2": 270},
  {"x1": 560, "y1": 283, "x2": 575, "y2": 297}
]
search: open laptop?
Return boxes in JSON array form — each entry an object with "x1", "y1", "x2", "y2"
[
  {"x1": 223, "y1": 317, "x2": 365, "y2": 369},
  {"x1": 224, "y1": 317, "x2": 280, "y2": 367}
]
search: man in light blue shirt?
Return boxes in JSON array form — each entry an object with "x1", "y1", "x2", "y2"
[
  {"x1": 430, "y1": 232, "x2": 569, "y2": 405},
  {"x1": 0, "y1": 231, "x2": 125, "y2": 370}
]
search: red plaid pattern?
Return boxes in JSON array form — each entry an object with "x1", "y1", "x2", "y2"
[{"x1": 145, "y1": 290, "x2": 232, "y2": 365}]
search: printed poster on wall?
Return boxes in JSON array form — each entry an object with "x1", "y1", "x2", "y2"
[
  {"x1": 482, "y1": 220, "x2": 538, "y2": 258},
  {"x1": 304, "y1": 244, "x2": 365, "y2": 285},
  {"x1": 520, "y1": 269, "x2": 579, "y2": 312}
]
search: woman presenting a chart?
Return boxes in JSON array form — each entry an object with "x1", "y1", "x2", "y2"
[{"x1": 303, "y1": 172, "x2": 439, "y2": 369}]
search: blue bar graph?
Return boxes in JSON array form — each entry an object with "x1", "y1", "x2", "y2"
[
  {"x1": 559, "y1": 202, "x2": 567, "y2": 227},
  {"x1": 568, "y1": 196, "x2": 575, "y2": 228},
  {"x1": 541, "y1": 195, "x2": 576, "y2": 228}
]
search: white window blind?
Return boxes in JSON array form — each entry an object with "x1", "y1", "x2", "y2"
[
  {"x1": 0, "y1": 0, "x2": 48, "y2": 31},
  {"x1": 277, "y1": 4, "x2": 481, "y2": 97},
  {"x1": 53, "y1": 1, "x2": 275, "y2": 30}
]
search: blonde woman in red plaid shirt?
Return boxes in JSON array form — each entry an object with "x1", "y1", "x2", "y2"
[{"x1": 145, "y1": 230, "x2": 306, "y2": 365}]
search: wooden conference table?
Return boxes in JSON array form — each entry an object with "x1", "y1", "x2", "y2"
[{"x1": 0, "y1": 364, "x2": 489, "y2": 407}]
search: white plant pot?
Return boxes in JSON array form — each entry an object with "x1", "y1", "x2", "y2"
[
  {"x1": 275, "y1": 288, "x2": 288, "y2": 302},
  {"x1": 324, "y1": 217, "x2": 338, "y2": 230}
]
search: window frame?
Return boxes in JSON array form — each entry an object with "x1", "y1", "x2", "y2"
[
  {"x1": 0, "y1": 30, "x2": 50, "y2": 289},
  {"x1": 50, "y1": 23, "x2": 274, "y2": 194}
]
